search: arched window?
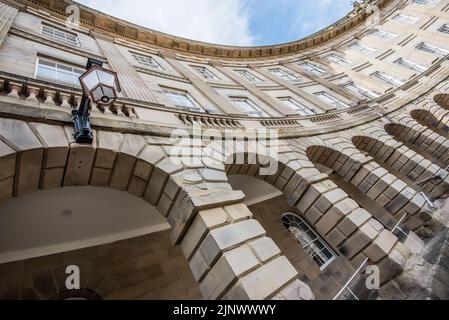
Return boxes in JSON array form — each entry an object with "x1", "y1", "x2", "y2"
[{"x1": 282, "y1": 212, "x2": 337, "y2": 270}]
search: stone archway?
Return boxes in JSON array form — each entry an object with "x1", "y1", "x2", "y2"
[
  {"x1": 385, "y1": 121, "x2": 449, "y2": 169},
  {"x1": 411, "y1": 109, "x2": 449, "y2": 140},
  {"x1": 0, "y1": 117, "x2": 314, "y2": 301}
]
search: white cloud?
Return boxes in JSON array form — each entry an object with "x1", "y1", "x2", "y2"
[{"x1": 77, "y1": 0, "x2": 255, "y2": 46}]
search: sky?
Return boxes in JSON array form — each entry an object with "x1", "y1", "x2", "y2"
[{"x1": 77, "y1": 0, "x2": 354, "y2": 46}]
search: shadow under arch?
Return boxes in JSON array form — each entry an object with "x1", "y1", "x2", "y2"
[
  {"x1": 410, "y1": 109, "x2": 449, "y2": 140},
  {"x1": 384, "y1": 122, "x2": 449, "y2": 169},
  {"x1": 352, "y1": 134, "x2": 449, "y2": 200},
  {"x1": 434, "y1": 93, "x2": 449, "y2": 110},
  {"x1": 305, "y1": 144, "x2": 398, "y2": 230}
]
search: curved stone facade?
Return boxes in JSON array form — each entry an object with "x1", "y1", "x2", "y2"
[{"x1": 0, "y1": 0, "x2": 448, "y2": 300}]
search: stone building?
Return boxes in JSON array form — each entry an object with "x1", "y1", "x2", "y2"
[{"x1": 0, "y1": 0, "x2": 448, "y2": 300}]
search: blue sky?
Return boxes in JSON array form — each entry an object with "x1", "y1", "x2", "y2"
[{"x1": 77, "y1": 0, "x2": 353, "y2": 46}]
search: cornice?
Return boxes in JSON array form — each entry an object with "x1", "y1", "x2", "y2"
[{"x1": 5, "y1": 0, "x2": 393, "y2": 60}]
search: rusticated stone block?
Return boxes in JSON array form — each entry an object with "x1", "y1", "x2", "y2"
[
  {"x1": 168, "y1": 189, "x2": 245, "y2": 244},
  {"x1": 224, "y1": 256, "x2": 298, "y2": 300},
  {"x1": 272, "y1": 279, "x2": 314, "y2": 300},
  {"x1": 223, "y1": 203, "x2": 253, "y2": 222},
  {"x1": 199, "y1": 245, "x2": 259, "y2": 300},
  {"x1": 339, "y1": 231, "x2": 371, "y2": 259},
  {"x1": 247, "y1": 237, "x2": 281, "y2": 263},
  {"x1": 181, "y1": 207, "x2": 229, "y2": 259},
  {"x1": 196, "y1": 219, "x2": 266, "y2": 268}
]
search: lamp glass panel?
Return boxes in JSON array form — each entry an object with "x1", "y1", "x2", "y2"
[
  {"x1": 98, "y1": 70, "x2": 115, "y2": 87},
  {"x1": 82, "y1": 70, "x2": 100, "y2": 91}
]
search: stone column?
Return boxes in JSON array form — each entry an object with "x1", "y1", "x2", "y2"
[
  {"x1": 95, "y1": 35, "x2": 158, "y2": 103},
  {"x1": 0, "y1": 1, "x2": 19, "y2": 47}
]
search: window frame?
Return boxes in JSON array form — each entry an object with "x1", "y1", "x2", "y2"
[
  {"x1": 282, "y1": 212, "x2": 337, "y2": 270},
  {"x1": 40, "y1": 24, "x2": 80, "y2": 47},
  {"x1": 131, "y1": 52, "x2": 164, "y2": 70},
  {"x1": 269, "y1": 68, "x2": 299, "y2": 81},
  {"x1": 371, "y1": 29, "x2": 398, "y2": 40},
  {"x1": 438, "y1": 24, "x2": 449, "y2": 34},
  {"x1": 35, "y1": 57, "x2": 84, "y2": 87},
  {"x1": 341, "y1": 82, "x2": 379, "y2": 99},
  {"x1": 416, "y1": 42, "x2": 449, "y2": 57},
  {"x1": 394, "y1": 58, "x2": 427, "y2": 73},
  {"x1": 234, "y1": 69, "x2": 264, "y2": 83},
  {"x1": 230, "y1": 96, "x2": 268, "y2": 117},
  {"x1": 393, "y1": 13, "x2": 419, "y2": 24},
  {"x1": 372, "y1": 71, "x2": 405, "y2": 87},
  {"x1": 191, "y1": 65, "x2": 219, "y2": 80},
  {"x1": 161, "y1": 87, "x2": 204, "y2": 112},
  {"x1": 301, "y1": 62, "x2": 327, "y2": 75},
  {"x1": 279, "y1": 97, "x2": 316, "y2": 116},
  {"x1": 315, "y1": 91, "x2": 349, "y2": 109},
  {"x1": 349, "y1": 42, "x2": 377, "y2": 54},
  {"x1": 326, "y1": 54, "x2": 350, "y2": 65}
]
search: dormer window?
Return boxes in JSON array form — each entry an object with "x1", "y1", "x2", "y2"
[
  {"x1": 235, "y1": 70, "x2": 263, "y2": 83},
  {"x1": 132, "y1": 53, "x2": 164, "y2": 70},
  {"x1": 349, "y1": 42, "x2": 377, "y2": 54},
  {"x1": 301, "y1": 62, "x2": 326, "y2": 76},
  {"x1": 41, "y1": 24, "x2": 79, "y2": 46},
  {"x1": 326, "y1": 54, "x2": 350, "y2": 65},
  {"x1": 371, "y1": 29, "x2": 397, "y2": 40},
  {"x1": 269, "y1": 68, "x2": 299, "y2": 81},
  {"x1": 393, "y1": 14, "x2": 419, "y2": 24},
  {"x1": 192, "y1": 65, "x2": 219, "y2": 80}
]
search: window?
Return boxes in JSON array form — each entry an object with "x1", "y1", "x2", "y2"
[
  {"x1": 269, "y1": 68, "x2": 299, "y2": 81},
  {"x1": 372, "y1": 71, "x2": 405, "y2": 86},
  {"x1": 393, "y1": 14, "x2": 419, "y2": 24},
  {"x1": 413, "y1": 0, "x2": 440, "y2": 6},
  {"x1": 326, "y1": 54, "x2": 350, "y2": 65},
  {"x1": 394, "y1": 58, "x2": 427, "y2": 73},
  {"x1": 315, "y1": 91, "x2": 349, "y2": 109},
  {"x1": 36, "y1": 58, "x2": 84, "y2": 86},
  {"x1": 282, "y1": 213, "x2": 337, "y2": 270},
  {"x1": 349, "y1": 42, "x2": 377, "y2": 54},
  {"x1": 417, "y1": 42, "x2": 449, "y2": 57},
  {"x1": 162, "y1": 88, "x2": 203, "y2": 112},
  {"x1": 279, "y1": 97, "x2": 316, "y2": 116},
  {"x1": 439, "y1": 24, "x2": 449, "y2": 34},
  {"x1": 41, "y1": 25, "x2": 79, "y2": 46},
  {"x1": 342, "y1": 82, "x2": 379, "y2": 99},
  {"x1": 371, "y1": 29, "x2": 397, "y2": 40},
  {"x1": 231, "y1": 97, "x2": 268, "y2": 117},
  {"x1": 192, "y1": 65, "x2": 219, "y2": 80},
  {"x1": 132, "y1": 53, "x2": 163, "y2": 70},
  {"x1": 301, "y1": 62, "x2": 326, "y2": 75},
  {"x1": 235, "y1": 70, "x2": 263, "y2": 83}
]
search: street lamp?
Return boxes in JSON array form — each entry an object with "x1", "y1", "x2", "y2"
[{"x1": 73, "y1": 58, "x2": 121, "y2": 144}]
